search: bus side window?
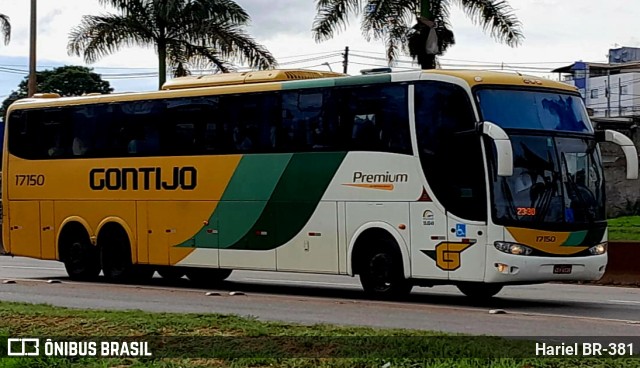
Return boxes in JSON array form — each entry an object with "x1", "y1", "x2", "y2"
[
  {"x1": 281, "y1": 90, "x2": 335, "y2": 152},
  {"x1": 42, "y1": 109, "x2": 72, "y2": 158},
  {"x1": 337, "y1": 84, "x2": 411, "y2": 154}
]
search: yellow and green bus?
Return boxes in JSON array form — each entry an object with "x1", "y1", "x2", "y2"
[{"x1": 2, "y1": 68, "x2": 637, "y2": 299}]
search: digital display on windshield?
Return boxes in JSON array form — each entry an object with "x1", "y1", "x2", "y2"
[{"x1": 516, "y1": 207, "x2": 537, "y2": 216}]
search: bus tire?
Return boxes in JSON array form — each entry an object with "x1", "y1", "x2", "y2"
[
  {"x1": 59, "y1": 225, "x2": 100, "y2": 281},
  {"x1": 157, "y1": 267, "x2": 186, "y2": 280},
  {"x1": 457, "y1": 282, "x2": 503, "y2": 300},
  {"x1": 357, "y1": 240, "x2": 412, "y2": 298},
  {"x1": 186, "y1": 268, "x2": 232, "y2": 286},
  {"x1": 99, "y1": 224, "x2": 153, "y2": 283}
]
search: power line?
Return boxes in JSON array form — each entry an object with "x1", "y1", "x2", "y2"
[{"x1": 277, "y1": 50, "x2": 342, "y2": 60}]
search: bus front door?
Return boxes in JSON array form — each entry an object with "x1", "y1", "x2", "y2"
[{"x1": 445, "y1": 216, "x2": 487, "y2": 282}]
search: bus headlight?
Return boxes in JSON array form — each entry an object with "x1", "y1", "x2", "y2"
[
  {"x1": 588, "y1": 242, "x2": 607, "y2": 255},
  {"x1": 494, "y1": 241, "x2": 533, "y2": 256}
]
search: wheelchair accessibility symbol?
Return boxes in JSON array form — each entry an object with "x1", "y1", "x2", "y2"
[{"x1": 455, "y1": 224, "x2": 466, "y2": 237}]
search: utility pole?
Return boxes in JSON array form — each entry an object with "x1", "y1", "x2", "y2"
[
  {"x1": 606, "y1": 70, "x2": 611, "y2": 117},
  {"x1": 28, "y1": 0, "x2": 37, "y2": 97},
  {"x1": 342, "y1": 46, "x2": 349, "y2": 74},
  {"x1": 619, "y1": 77, "x2": 622, "y2": 117}
]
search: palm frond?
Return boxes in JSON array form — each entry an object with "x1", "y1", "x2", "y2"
[
  {"x1": 0, "y1": 13, "x2": 10, "y2": 45},
  {"x1": 455, "y1": 0, "x2": 523, "y2": 46},
  {"x1": 184, "y1": 0, "x2": 250, "y2": 25},
  {"x1": 167, "y1": 41, "x2": 233, "y2": 73},
  {"x1": 361, "y1": 0, "x2": 413, "y2": 42},
  {"x1": 78, "y1": 0, "x2": 275, "y2": 87},
  {"x1": 385, "y1": 23, "x2": 411, "y2": 64},
  {"x1": 312, "y1": 0, "x2": 362, "y2": 42},
  {"x1": 97, "y1": 0, "x2": 146, "y2": 16},
  {"x1": 185, "y1": 22, "x2": 277, "y2": 70},
  {"x1": 67, "y1": 13, "x2": 155, "y2": 63}
]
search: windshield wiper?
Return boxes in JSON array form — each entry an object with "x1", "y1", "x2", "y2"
[
  {"x1": 561, "y1": 154, "x2": 595, "y2": 223},
  {"x1": 500, "y1": 177, "x2": 518, "y2": 220},
  {"x1": 533, "y1": 174, "x2": 558, "y2": 222}
]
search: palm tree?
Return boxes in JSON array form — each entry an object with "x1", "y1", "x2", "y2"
[
  {"x1": 0, "y1": 13, "x2": 10, "y2": 45},
  {"x1": 68, "y1": 0, "x2": 277, "y2": 89},
  {"x1": 313, "y1": 0, "x2": 523, "y2": 70}
]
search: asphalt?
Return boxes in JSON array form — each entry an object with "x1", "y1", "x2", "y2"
[{"x1": 2, "y1": 255, "x2": 640, "y2": 336}]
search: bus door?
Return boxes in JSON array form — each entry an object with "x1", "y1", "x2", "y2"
[
  {"x1": 8, "y1": 201, "x2": 41, "y2": 258},
  {"x1": 445, "y1": 215, "x2": 487, "y2": 282}
]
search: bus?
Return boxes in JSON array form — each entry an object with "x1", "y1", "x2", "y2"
[{"x1": 2, "y1": 68, "x2": 637, "y2": 299}]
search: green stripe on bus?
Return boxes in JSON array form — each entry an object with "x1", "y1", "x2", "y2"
[
  {"x1": 283, "y1": 79, "x2": 336, "y2": 90},
  {"x1": 227, "y1": 151, "x2": 347, "y2": 250},
  {"x1": 562, "y1": 231, "x2": 587, "y2": 246},
  {"x1": 175, "y1": 154, "x2": 292, "y2": 249},
  {"x1": 334, "y1": 74, "x2": 391, "y2": 86},
  {"x1": 221, "y1": 154, "x2": 293, "y2": 201}
]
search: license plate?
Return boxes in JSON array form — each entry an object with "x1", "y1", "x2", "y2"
[{"x1": 553, "y1": 265, "x2": 572, "y2": 274}]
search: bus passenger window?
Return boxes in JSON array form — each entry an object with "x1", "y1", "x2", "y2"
[
  {"x1": 233, "y1": 125, "x2": 253, "y2": 151},
  {"x1": 336, "y1": 84, "x2": 411, "y2": 154},
  {"x1": 48, "y1": 132, "x2": 65, "y2": 157}
]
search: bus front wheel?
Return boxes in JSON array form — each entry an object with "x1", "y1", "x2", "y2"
[
  {"x1": 358, "y1": 242, "x2": 412, "y2": 298},
  {"x1": 60, "y1": 228, "x2": 100, "y2": 281},
  {"x1": 457, "y1": 282, "x2": 503, "y2": 299},
  {"x1": 157, "y1": 267, "x2": 186, "y2": 281}
]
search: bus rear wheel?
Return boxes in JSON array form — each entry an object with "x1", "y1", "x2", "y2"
[
  {"x1": 60, "y1": 228, "x2": 100, "y2": 281},
  {"x1": 358, "y1": 242, "x2": 412, "y2": 298},
  {"x1": 457, "y1": 282, "x2": 503, "y2": 300},
  {"x1": 100, "y1": 225, "x2": 153, "y2": 283},
  {"x1": 186, "y1": 268, "x2": 232, "y2": 286}
]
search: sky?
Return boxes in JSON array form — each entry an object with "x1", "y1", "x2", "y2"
[{"x1": 0, "y1": 0, "x2": 638, "y2": 98}]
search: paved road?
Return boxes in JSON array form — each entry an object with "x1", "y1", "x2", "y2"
[{"x1": 1, "y1": 255, "x2": 640, "y2": 336}]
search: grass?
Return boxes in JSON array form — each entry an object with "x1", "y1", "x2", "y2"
[
  {"x1": 608, "y1": 216, "x2": 640, "y2": 241},
  {"x1": 0, "y1": 301, "x2": 638, "y2": 367}
]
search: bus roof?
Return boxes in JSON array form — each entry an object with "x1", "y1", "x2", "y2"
[
  {"x1": 7, "y1": 68, "x2": 578, "y2": 111},
  {"x1": 426, "y1": 69, "x2": 578, "y2": 93},
  {"x1": 161, "y1": 69, "x2": 347, "y2": 90}
]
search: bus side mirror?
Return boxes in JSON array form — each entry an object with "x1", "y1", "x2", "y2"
[
  {"x1": 598, "y1": 129, "x2": 639, "y2": 180},
  {"x1": 480, "y1": 121, "x2": 513, "y2": 177}
]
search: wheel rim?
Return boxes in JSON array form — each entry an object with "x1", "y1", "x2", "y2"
[{"x1": 368, "y1": 253, "x2": 393, "y2": 292}]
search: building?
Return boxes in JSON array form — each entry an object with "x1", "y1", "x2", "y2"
[
  {"x1": 552, "y1": 47, "x2": 640, "y2": 120},
  {"x1": 553, "y1": 47, "x2": 640, "y2": 217}
]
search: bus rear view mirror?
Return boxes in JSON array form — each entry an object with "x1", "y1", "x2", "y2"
[
  {"x1": 598, "y1": 129, "x2": 639, "y2": 180},
  {"x1": 481, "y1": 121, "x2": 513, "y2": 177}
]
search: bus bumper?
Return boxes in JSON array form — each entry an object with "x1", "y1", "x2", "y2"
[{"x1": 484, "y1": 249, "x2": 607, "y2": 283}]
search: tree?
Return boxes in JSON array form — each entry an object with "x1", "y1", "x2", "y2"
[
  {"x1": 0, "y1": 12, "x2": 10, "y2": 45},
  {"x1": 68, "y1": 0, "x2": 277, "y2": 89},
  {"x1": 312, "y1": 0, "x2": 523, "y2": 70},
  {"x1": 1, "y1": 66, "x2": 113, "y2": 117}
]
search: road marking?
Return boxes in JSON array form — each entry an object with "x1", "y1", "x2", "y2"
[
  {"x1": 506, "y1": 310, "x2": 640, "y2": 325},
  {"x1": 242, "y1": 278, "x2": 360, "y2": 288},
  {"x1": 609, "y1": 300, "x2": 640, "y2": 305},
  {"x1": 1, "y1": 265, "x2": 64, "y2": 271}
]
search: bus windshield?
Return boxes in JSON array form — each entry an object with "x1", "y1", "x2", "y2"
[
  {"x1": 477, "y1": 88, "x2": 605, "y2": 228},
  {"x1": 488, "y1": 135, "x2": 605, "y2": 226},
  {"x1": 476, "y1": 89, "x2": 592, "y2": 133}
]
